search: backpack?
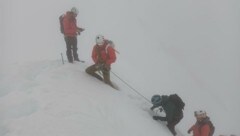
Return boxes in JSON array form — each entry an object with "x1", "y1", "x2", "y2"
[
  {"x1": 168, "y1": 94, "x2": 185, "y2": 110},
  {"x1": 106, "y1": 40, "x2": 119, "y2": 54},
  {"x1": 200, "y1": 120, "x2": 215, "y2": 136},
  {"x1": 59, "y1": 14, "x2": 64, "y2": 34},
  {"x1": 208, "y1": 121, "x2": 215, "y2": 136}
]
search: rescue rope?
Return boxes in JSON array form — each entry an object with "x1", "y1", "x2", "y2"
[{"x1": 111, "y1": 71, "x2": 151, "y2": 104}]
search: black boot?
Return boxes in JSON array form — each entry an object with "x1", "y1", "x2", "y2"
[
  {"x1": 66, "y1": 50, "x2": 73, "y2": 63},
  {"x1": 167, "y1": 124, "x2": 177, "y2": 136}
]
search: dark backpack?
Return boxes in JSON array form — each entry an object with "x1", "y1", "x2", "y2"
[
  {"x1": 59, "y1": 14, "x2": 64, "y2": 34},
  {"x1": 200, "y1": 120, "x2": 215, "y2": 136},
  {"x1": 168, "y1": 94, "x2": 185, "y2": 110}
]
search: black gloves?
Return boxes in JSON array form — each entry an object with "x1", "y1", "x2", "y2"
[
  {"x1": 153, "y1": 116, "x2": 160, "y2": 120},
  {"x1": 96, "y1": 63, "x2": 110, "y2": 71},
  {"x1": 152, "y1": 116, "x2": 166, "y2": 121},
  {"x1": 150, "y1": 106, "x2": 155, "y2": 111},
  {"x1": 104, "y1": 64, "x2": 110, "y2": 71},
  {"x1": 95, "y1": 63, "x2": 104, "y2": 70}
]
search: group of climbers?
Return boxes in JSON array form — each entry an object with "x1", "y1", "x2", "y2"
[
  {"x1": 60, "y1": 7, "x2": 117, "y2": 89},
  {"x1": 60, "y1": 7, "x2": 215, "y2": 136},
  {"x1": 150, "y1": 94, "x2": 215, "y2": 136}
]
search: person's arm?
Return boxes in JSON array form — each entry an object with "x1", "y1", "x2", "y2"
[
  {"x1": 91, "y1": 46, "x2": 98, "y2": 63},
  {"x1": 187, "y1": 125, "x2": 194, "y2": 134},
  {"x1": 150, "y1": 105, "x2": 159, "y2": 110},
  {"x1": 153, "y1": 116, "x2": 167, "y2": 121},
  {"x1": 105, "y1": 46, "x2": 116, "y2": 65}
]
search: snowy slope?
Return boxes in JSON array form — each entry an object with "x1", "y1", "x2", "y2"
[
  {"x1": 1, "y1": 0, "x2": 240, "y2": 136},
  {"x1": 0, "y1": 61, "x2": 173, "y2": 136}
]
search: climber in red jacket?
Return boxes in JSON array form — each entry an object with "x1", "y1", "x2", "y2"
[
  {"x1": 62, "y1": 7, "x2": 84, "y2": 63},
  {"x1": 86, "y1": 35, "x2": 116, "y2": 88}
]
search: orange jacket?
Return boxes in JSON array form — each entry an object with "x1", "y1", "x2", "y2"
[
  {"x1": 63, "y1": 12, "x2": 78, "y2": 37},
  {"x1": 91, "y1": 41, "x2": 116, "y2": 66},
  {"x1": 188, "y1": 119, "x2": 211, "y2": 136}
]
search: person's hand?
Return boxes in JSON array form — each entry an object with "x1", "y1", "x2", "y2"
[
  {"x1": 95, "y1": 63, "x2": 104, "y2": 70},
  {"x1": 104, "y1": 64, "x2": 110, "y2": 71},
  {"x1": 153, "y1": 116, "x2": 159, "y2": 120},
  {"x1": 77, "y1": 28, "x2": 85, "y2": 32}
]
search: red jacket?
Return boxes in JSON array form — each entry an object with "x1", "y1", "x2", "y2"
[
  {"x1": 63, "y1": 12, "x2": 78, "y2": 37},
  {"x1": 188, "y1": 118, "x2": 211, "y2": 136},
  {"x1": 91, "y1": 41, "x2": 116, "y2": 66}
]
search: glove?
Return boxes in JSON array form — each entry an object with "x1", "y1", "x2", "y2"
[
  {"x1": 95, "y1": 63, "x2": 104, "y2": 70},
  {"x1": 104, "y1": 64, "x2": 110, "y2": 71},
  {"x1": 76, "y1": 28, "x2": 84, "y2": 35},
  {"x1": 153, "y1": 116, "x2": 160, "y2": 120},
  {"x1": 77, "y1": 27, "x2": 85, "y2": 32}
]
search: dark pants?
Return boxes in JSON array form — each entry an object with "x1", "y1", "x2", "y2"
[
  {"x1": 85, "y1": 64, "x2": 114, "y2": 87},
  {"x1": 64, "y1": 36, "x2": 79, "y2": 62},
  {"x1": 154, "y1": 111, "x2": 183, "y2": 136},
  {"x1": 167, "y1": 111, "x2": 183, "y2": 136}
]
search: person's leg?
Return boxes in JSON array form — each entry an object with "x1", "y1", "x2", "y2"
[
  {"x1": 102, "y1": 69, "x2": 114, "y2": 87},
  {"x1": 71, "y1": 37, "x2": 79, "y2": 61},
  {"x1": 167, "y1": 114, "x2": 183, "y2": 136},
  {"x1": 86, "y1": 64, "x2": 103, "y2": 81},
  {"x1": 64, "y1": 36, "x2": 73, "y2": 63},
  {"x1": 167, "y1": 122, "x2": 177, "y2": 136}
]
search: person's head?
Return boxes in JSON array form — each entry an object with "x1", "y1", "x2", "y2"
[
  {"x1": 96, "y1": 35, "x2": 105, "y2": 46},
  {"x1": 71, "y1": 7, "x2": 79, "y2": 16},
  {"x1": 194, "y1": 110, "x2": 207, "y2": 121},
  {"x1": 151, "y1": 95, "x2": 162, "y2": 105}
]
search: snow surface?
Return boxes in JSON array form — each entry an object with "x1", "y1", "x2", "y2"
[{"x1": 1, "y1": 0, "x2": 240, "y2": 136}]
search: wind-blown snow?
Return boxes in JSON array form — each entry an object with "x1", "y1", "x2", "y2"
[{"x1": 1, "y1": 0, "x2": 240, "y2": 136}]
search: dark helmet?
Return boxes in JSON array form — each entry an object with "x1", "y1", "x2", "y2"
[{"x1": 151, "y1": 95, "x2": 162, "y2": 105}]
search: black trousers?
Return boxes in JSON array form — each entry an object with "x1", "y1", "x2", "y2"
[
  {"x1": 154, "y1": 111, "x2": 183, "y2": 136},
  {"x1": 167, "y1": 111, "x2": 183, "y2": 136},
  {"x1": 64, "y1": 36, "x2": 79, "y2": 62},
  {"x1": 85, "y1": 64, "x2": 114, "y2": 87}
]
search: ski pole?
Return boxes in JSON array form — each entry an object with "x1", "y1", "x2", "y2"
[{"x1": 61, "y1": 53, "x2": 64, "y2": 64}]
